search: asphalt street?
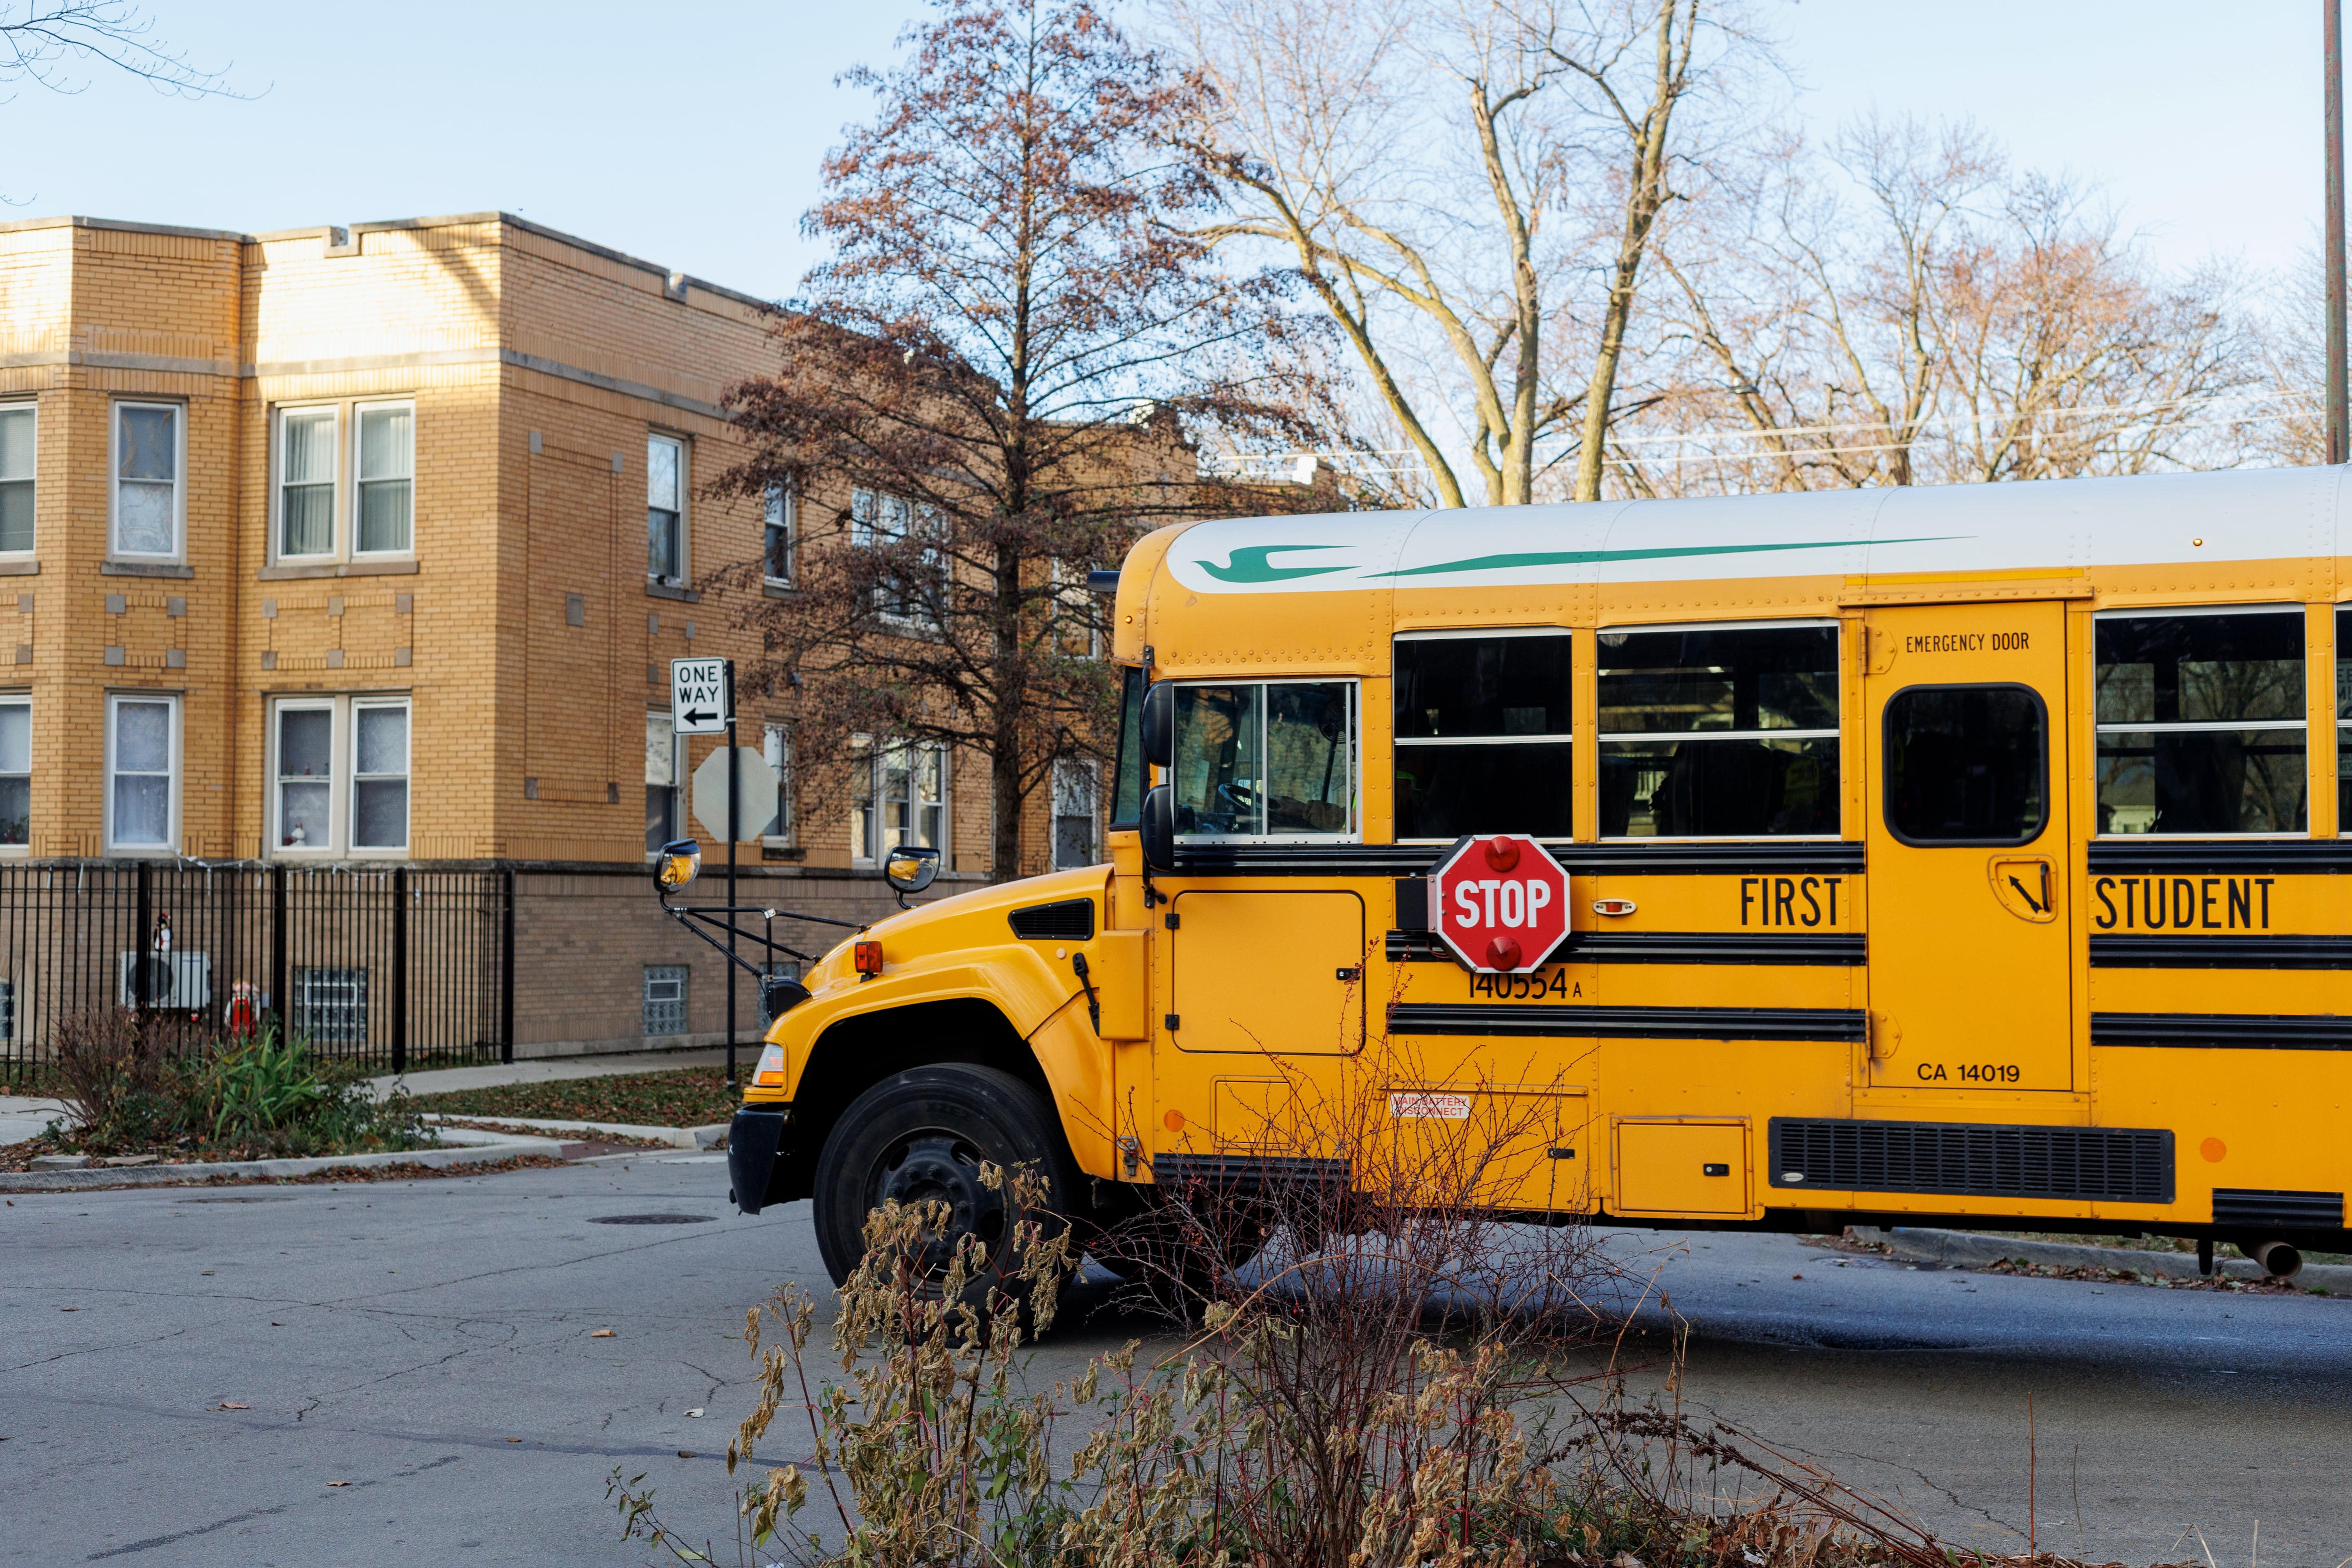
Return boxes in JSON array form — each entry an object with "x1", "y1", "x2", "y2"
[{"x1": 4, "y1": 1160, "x2": 2348, "y2": 1566}]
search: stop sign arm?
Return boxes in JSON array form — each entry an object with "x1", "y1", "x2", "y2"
[{"x1": 1427, "y1": 833, "x2": 1574, "y2": 974}]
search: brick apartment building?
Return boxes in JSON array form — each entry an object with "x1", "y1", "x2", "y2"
[{"x1": 0, "y1": 210, "x2": 1125, "y2": 1058}]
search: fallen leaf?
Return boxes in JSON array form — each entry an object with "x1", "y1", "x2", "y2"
[
  {"x1": 684, "y1": 1407, "x2": 706, "y2": 1418},
  {"x1": 1791, "y1": 1273, "x2": 1804, "y2": 1280},
  {"x1": 216, "y1": 1402, "x2": 249, "y2": 1410},
  {"x1": 508, "y1": 1437, "x2": 522, "y2": 1443},
  {"x1": 590, "y1": 1329, "x2": 616, "y2": 1338},
  {"x1": 326, "y1": 1480, "x2": 350, "y2": 1488},
  {"x1": 677, "y1": 1450, "x2": 696, "y2": 1459},
  {"x1": 58, "y1": 1307, "x2": 76, "y2": 1312}
]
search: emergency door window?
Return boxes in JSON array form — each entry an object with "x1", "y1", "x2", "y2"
[
  {"x1": 1172, "y1": 681, "x2": 1355, "y2": 840},
  {"x1": 1883, "y1": 685, "x2": 2047, "y2": 845},
  {"x1": 1392, "y1": 630, "x2": 1572, "y2": 840}
]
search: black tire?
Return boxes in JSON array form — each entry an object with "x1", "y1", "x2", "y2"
[{"x1": 810, "y1": 1064, "x2": 1080, "y2": 1309}]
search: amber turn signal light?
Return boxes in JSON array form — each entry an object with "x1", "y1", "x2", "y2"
[{"x1": 853, "y1": 939, "x2": 884, "y2": 976}]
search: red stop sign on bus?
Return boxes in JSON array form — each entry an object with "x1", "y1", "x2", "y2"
[{"x1": 1429, "y1": 834, "x2": 1572, "y2": 973}]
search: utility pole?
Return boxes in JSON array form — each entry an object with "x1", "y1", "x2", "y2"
[
  {"x1": 724, "y1": 653, "x2": 734, "y2": 1090},
  {"x1": 2330, "y1": 0, "x2": 2348, "y2": 463}
]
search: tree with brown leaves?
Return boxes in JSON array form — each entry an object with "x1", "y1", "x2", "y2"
[{"x1": 717, "y1": 0, "x2": 1337, "y2": 881}]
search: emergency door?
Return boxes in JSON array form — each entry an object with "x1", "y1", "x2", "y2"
[{"x1": 1862, "y1": 602, "x2": 2074, "y2": 1093}]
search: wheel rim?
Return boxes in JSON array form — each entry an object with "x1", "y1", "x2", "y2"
[{"x1": 867, "y1": 1129, "x2": 1007, "y2": 1281}]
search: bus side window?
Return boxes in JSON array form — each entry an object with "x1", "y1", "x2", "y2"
[
  {"x1": 1598, "y1": 621, "x2": 1840, "y2": 839},
  {"x1": 1393, "y1": 630, "x2": 1574, "y2": 841}
]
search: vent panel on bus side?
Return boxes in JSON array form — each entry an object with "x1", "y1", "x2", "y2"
[
  {"x1": 1008, "y1": 899, "x2": 1095, "y2": 942},
  {"x1": 1767, "y1": 1118, "x2": 2172, "y2": 1205}
]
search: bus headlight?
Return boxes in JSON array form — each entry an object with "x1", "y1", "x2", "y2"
[{"x1": 752, "y1": 1043, "x2": 787, "y2": 1089}]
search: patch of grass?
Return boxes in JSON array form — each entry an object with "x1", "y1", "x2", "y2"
[{"x1": 410, "y1": 1067, "x2": 737, "y2": 1129}]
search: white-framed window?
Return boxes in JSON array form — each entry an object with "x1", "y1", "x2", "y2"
[
  {"x1": 646, "y1": 710, "x2": 680, "y2": 853},
  {"x1": 852, "y1": 486, "x2": 947, "y2": 625},
  {"x1": 277, "y1": 405, "x2": 339, "y2": 558},
  {"x1": 352, "y1": 700, "x2": 411, "y2": 850},
  {"x1": 851, "y1": 735, "x2": 947, "y2": 863},
  {"x1": 762, "y1": 720, "x2": 794, "y2": 844},
  {"x1": 275, "y1": 699, "x2": 334, "y2": 851},
  {"x1": 1169, "y1": 679, "x2": 1359, "y2": 842},
  {"x1": 1052, "y1": 757, "x2": 1099, "y2": 869},
  {"x1": 111, "y1": 402, "x2": 183, "y2": 559},
  {"x1": 647, "y1": 434, "x2": 685, "y2": 583},
  {"x1": 106, "y1": 692, "x2": 180, "y2": 853},
  {"x1": 0, "y1": 696, "x2": 27, "y2": 850},
  {"x1": 764, "y1": 479, "x2": 795, "y2": 587},
  {"x1": 355, "y1": 402, "x2": 415, "y2": 555},
  {"x1": 0, "y1": 403, "x2": 33, "y2": 555},
  {"x1": 268, "y1": 695, "x2": 413, "y2": 856}
]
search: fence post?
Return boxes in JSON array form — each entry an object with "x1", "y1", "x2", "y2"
[
  {"x1": 499, "y1": 868, "x2": 515, "y2": 1064},
  {"x1": 133, "y1": 860, "x2": 152, "y2": 1011},
  {"x1": 270, "y1": 862, "x2": 288, "y2": 1036},
  {"x1": 391, "y1": 868, "x2": 409, "y2": 1076}
]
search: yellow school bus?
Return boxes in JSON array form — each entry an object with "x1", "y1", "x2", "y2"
[{"x1": 716, "y1": 465, "x2": 2352, "y2": 1288}]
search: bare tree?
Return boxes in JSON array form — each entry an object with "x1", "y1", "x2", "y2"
[
  {"x1": 718, "y1": 0, "x2": 1337, "y2": 881},
  {"x1": 1169, "y1": 0, "x2": 1715, "y2": 506},
  {"x1": 1, "y1": 2, "x2": 243, "y2": 98},
  {"x1": 1632, "y1": 116, "x2": 2257, "y2": 495}
]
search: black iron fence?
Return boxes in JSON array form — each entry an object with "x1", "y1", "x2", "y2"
[{"x1": 0, "y1": 861, "x2": 514, "y2": 1081}]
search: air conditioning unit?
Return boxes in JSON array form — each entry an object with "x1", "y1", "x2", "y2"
[{"x1": 118, "y1": 952, "x2": 211, "y2": 1011}]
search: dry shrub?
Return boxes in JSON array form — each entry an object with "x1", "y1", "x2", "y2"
[
  {"x1": 48, "y1": 1007, "x2": 201, "y2": 1151},
  {"x1": 612, "y1": 1035, "x2": 2189, "y2": 1567},
  {"x1": 40, "y1": 1006, "x2": 429, "y2": 1160}
]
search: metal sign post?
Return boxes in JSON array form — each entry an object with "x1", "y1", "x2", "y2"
[{"x1": 672, "y1": 654, "x2": 739, "y2": 1088}]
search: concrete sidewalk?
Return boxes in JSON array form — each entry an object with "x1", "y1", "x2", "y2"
[{"x1": 366, "y1": 1046, "x2": 730, "y2": 1101}]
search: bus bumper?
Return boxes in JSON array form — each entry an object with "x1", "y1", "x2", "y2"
[{"x1": 728, "y1": 1107, "x2": 790, "y2": 1215}]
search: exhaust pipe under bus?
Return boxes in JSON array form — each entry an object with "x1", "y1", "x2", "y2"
[{"x1": 2242, "y1": 1239, "x2": 2304, "y2": 1280}]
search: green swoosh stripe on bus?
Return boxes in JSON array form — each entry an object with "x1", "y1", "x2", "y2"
[
  {"x1": 1194, "y1": 544, "x2": 1357, "y2": 582},
  {"x1": 1370, "y1": 536, "x2": 1964, "y2": 579}
]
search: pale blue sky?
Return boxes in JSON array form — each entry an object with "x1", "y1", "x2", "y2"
[{"x1": 5, "y1": 1, "x2": 2321, "y2": 300}]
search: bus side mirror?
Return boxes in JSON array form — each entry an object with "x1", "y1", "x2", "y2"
[
  {"x1": 883, "y1": 844, "x2": 940, "y2": 897},
  {"x1": 1141, "y1": 784, "x2": 1176, "y2": 872},
  {"x1": 1141, "y1": 682, "x2": 1175, "y2": 770},
  {"x1": 654, "y1": 839, "x2": 701, "y2": 891}
]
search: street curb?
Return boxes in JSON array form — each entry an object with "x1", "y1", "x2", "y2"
[
  {"x1": 0, "y1": 1137, "x2": 563, "y2": 1192},
  {"x1": 424, "y1": 1114, "x2": 728, "y2": 1149},
  {"x1": 1859, "y1": 1226, "x2": 2352, "y2": 1292}
]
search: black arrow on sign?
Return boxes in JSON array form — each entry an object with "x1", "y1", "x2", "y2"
[{"x1": 683, "y1": 707, "x2": 720, "y2": 725}]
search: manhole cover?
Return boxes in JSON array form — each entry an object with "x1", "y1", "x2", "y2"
[{"x1": 588, "y1": 1213, "x2": 716, "y2": 1225}]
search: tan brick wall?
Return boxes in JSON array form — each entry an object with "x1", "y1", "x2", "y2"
[{"x1": 0, "y1": 208, "x2": 1143, "y2": 1052}]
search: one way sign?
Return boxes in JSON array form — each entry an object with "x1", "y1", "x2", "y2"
[{"x1": 670, "y1": 657, "x2": 731, "y2": 735}]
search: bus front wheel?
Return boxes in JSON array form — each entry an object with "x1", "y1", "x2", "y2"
[{"x1": 810, "y1": 1063, "x2": 1080, "y2": 1309}]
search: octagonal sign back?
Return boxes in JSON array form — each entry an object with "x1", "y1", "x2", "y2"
[{"x1": 1428, "y1": 833, "x2": 1572, "y2": 973}]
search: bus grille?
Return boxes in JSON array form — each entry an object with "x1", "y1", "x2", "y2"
[{"x1": 1767, "y1": 1118, "x2": 2173, "y2": 1204}]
